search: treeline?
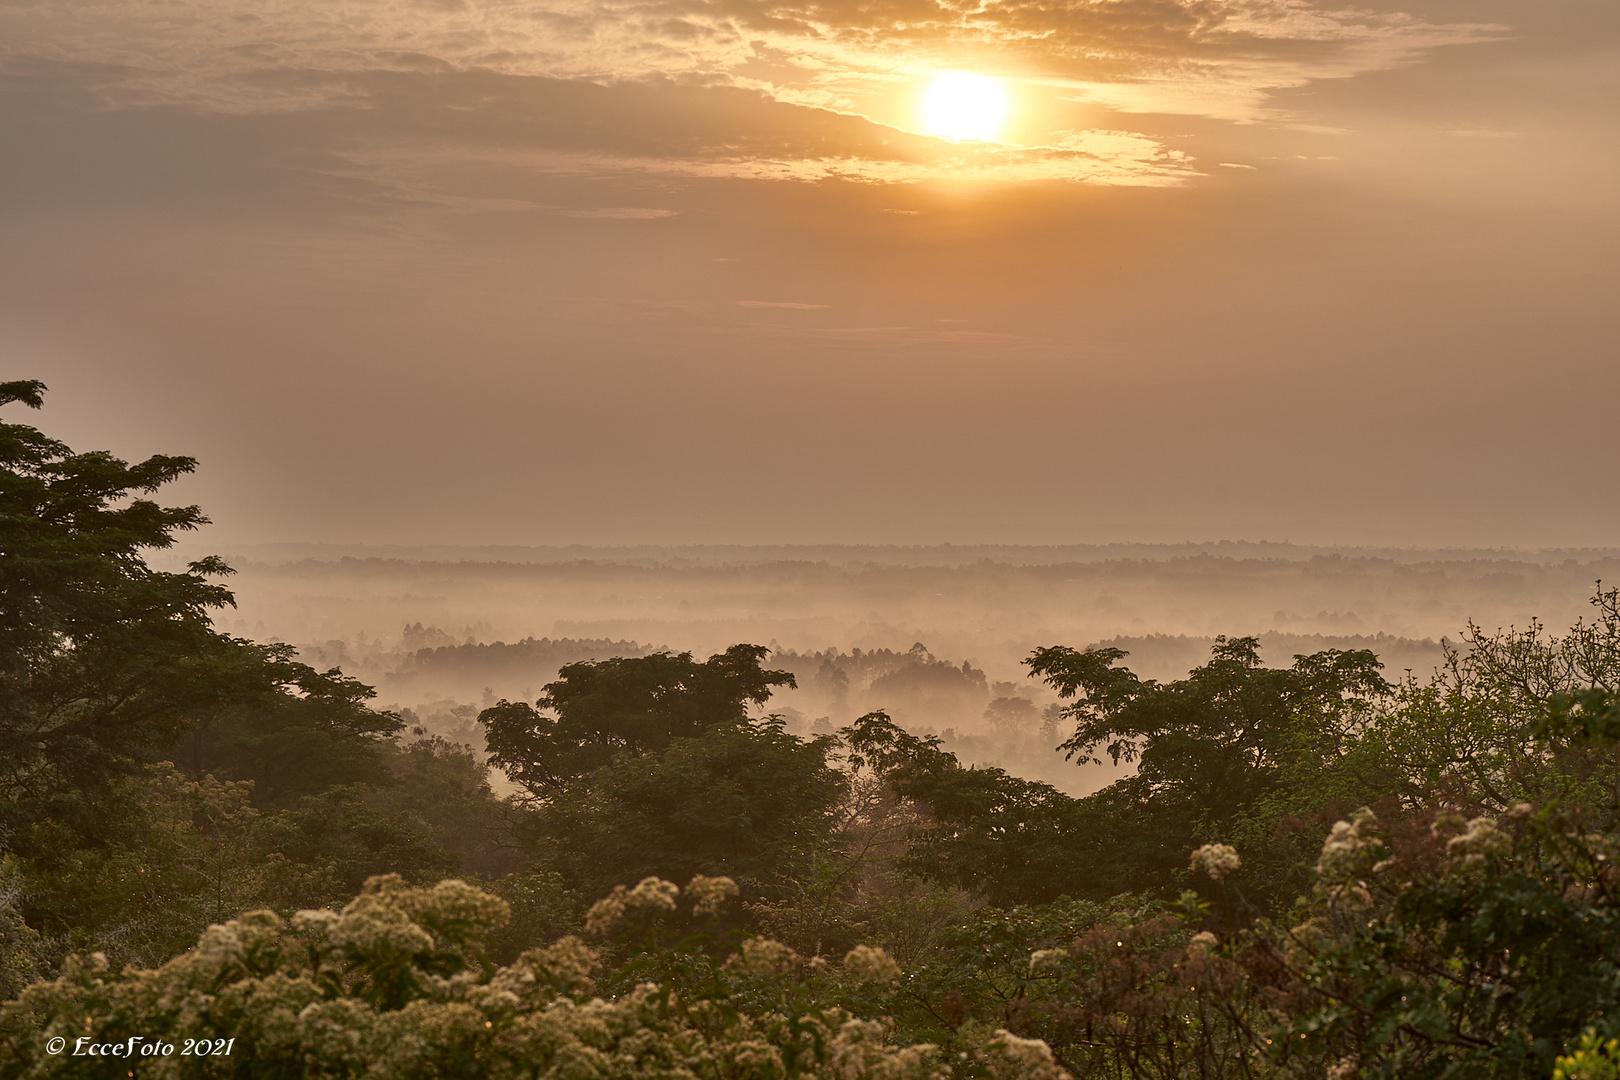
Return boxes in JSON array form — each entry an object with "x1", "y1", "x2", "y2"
[
  {"x1": 381, "y1": 634, "x2": 658, "y2": 698},
  {"x1": 3, "y1": 379, "x2": 1620, "y2": 1078}
]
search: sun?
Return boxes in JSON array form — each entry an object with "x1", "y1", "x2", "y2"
[{"x1": 921, "y1": 73, "x2": 1009, "y2": 141}]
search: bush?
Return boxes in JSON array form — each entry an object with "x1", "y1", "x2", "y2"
[{"x1": 0, "y1": 875, "x2": 1069, "y2": 1079}]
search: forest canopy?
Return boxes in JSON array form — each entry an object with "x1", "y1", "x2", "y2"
[{"x1": 4, "y1": 381, "x2": 1620, "y2": 1079}]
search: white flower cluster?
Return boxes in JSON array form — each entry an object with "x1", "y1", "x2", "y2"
[
  {"x1": 1190, "y1": 843, "x2": 1242, "y2": 881},
  {"x1": 822, "y1": 1018, "x2": 942, "y2": 1079},
  {"x1": 685, "y1": 874, "x2": 739, "y2": 918},
  {"x1": 843, "y1": 945, "x2": 901, "y2": 985},
  {"x1": 584, "y1": 876, "x2": 679, "y2": 935},
  {"x1": 1444, "y1": 815, "x2": 1510, "y2": 869},
  {"x1": 1317, "y1": 808, "x2": 1380, "y2": 885},
  {"x1": 726, "y1": 938, "x2": 805, "y2": 982},
  {"x1": 1313, "y1": 808, "x2": 1388, "y2": 917},
  {"x1": 977, "y1": 1028, "x2": 1071, "y2": 1080},
  {"x1": 1186, "y1": 931, "x2": 1219, "y2": 955},
  {"x1": 1, "y1": 874, "x2": 1077, "y2": 1080}
]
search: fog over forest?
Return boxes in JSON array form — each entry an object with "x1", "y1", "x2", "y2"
[
  {"x1": 7, "y1": 0, "x2": 1618, "y2": 1064},
  {"x1": 184, "y1": 542, "x2": 1620, "y2": 794}
]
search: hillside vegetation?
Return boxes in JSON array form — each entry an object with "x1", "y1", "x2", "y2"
[{"x1": 3, "y1": 379, "x2": 1620, "y2": 1079}]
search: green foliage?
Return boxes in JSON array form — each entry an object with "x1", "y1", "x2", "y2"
[
  {"x1": 0, "y1": 861, "x2": 45, "y2": 1001},
  {"x1": 1029, "y1": 636, "x2": 1388, "y2": 827},
  {"x1": 480, "y1": 870, "x2": 581, "y2": 965},
  {"x1": 480, "y1": 644, "x2": 796, "y2": 797},
  {"x1": 1559, "y1": 1031, "x2": 1620, "y2": 1080},
  {"x1": 1, "y1": 380, "x2": 234, "y2": 840},
  {"x1": 17, "y1": 765, "x2": 265, "y2": 968},
  {"x1": 1257, "y1": 801, "x2": 1620, "y2": 1079},
  {"x1": 880, "y1": 895, "x2": 1157, "y2": 1064},
  {"x1": 251, "y1": 784, "x2": 461, "y2": 908},
  {"x1": 168, "y1": 655, "x2": 403, "y2": 809},
  {"x1": 1361, "y1": 586, "x2": 1620, "y2": 812},
  {"x1": 537, "y1": 719, "x2": 847, "y2": 902}
]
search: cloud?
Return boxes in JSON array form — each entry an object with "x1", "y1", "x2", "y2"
[
  {"x1": 2, "y1": 0, "x2": 1505, "y2": 113},
  {"x1": 734, "y1": 300, "x2": 830, "y2": 308},
  {"x1": 564, "y1": 206, "x2": 681, "y2": 218},
  {"x1": 0, "y1": 0, "x2": 1506, "y2": 190}
]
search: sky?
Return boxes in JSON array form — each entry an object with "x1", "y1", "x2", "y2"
[{"x1": 2, "y1": 0, "x2": 1617, "y2": 547}]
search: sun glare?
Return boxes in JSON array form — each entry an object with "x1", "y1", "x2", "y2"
[{"x1": 921, "y1": 73, "x2": 1008, "y2": 141}]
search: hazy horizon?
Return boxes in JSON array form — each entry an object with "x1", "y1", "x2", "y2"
[
  {"x1": 4, "y1": 0, "x2": 1617, "y2": 550},
  {"x1": 178, "y1": 541, "x2": 1620, "y2": 793}
]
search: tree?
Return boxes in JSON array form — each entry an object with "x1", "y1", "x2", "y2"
[
  {"x1": 1, "y1": 379, "x2": 234, "y2": 839},
  {"x1": 1024, "y1": 637, "x2": 1390, "y2": 896},
  {"x1": 479, "y1": 646, "x2": 848, "y2": 904},
  {"x1": 480, "y1": 644, "x2": 795, "y2": 798},
  {"x1": 842, "y1": 712, "x2": 1100, "y2": 905},
  {"x1": 0, "y1": 381, "x2": 404, "y2": 842},
  {"x1": 984, "y1": 695, "x2": 1037, "y2": 737},
  {"x1": 0, "y1": 381, "x2": 411, "y2": 963},
  {"x1": 1029, "y1": 637, "x2": 1388, "y2": 826},
  {"x1": 18, "y1": 765, "x2": 266, "y2": 967},
  {"x1": 836, "y1": 642, "x2": 1393, "y2": 906},
  {"x1": 1363, "y1": 584, "x2": 1620, "y2": 812},
  {"x1": 368, "y1": 736, "x2": 527, "y2": 879},
  {"x1": 169, "y1": 651, "x2": 404, "y2": 808},
  {"x1": 539, "y1": 720, "x2": 846, "y2": 901}
]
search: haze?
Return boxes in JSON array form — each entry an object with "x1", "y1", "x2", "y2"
[
  {"x1": 181, "y1": 542, "x2": 1617, "y2": 793},
  {"x1": 3, "y1": 0, "x2": 1618, "y2": 548}
]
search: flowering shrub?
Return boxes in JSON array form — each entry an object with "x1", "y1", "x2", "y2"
[
  {"x1": 841, "y1": 945, "x2": 901, "y2": 986},
  {"x1": 0, "y1": 875, "x2": 1068, "y2": 1079},
  {"x1": 584, "y1": 876, "x2": 681, "y2": 935},
  {"x1": 1258, "y1": 799, "x2": 1620, "y2": 1079},
  {"x1": 1191, "y1": 843, "x2": 1242, "y2": 881}
]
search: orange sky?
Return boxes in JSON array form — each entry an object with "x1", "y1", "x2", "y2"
[{"x1": 2, "y1": 0, "x2": 1617, "y2": 546}]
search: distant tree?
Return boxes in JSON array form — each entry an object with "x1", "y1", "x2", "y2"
[
  {"x1": 1021, "y1": 638, "x2": 1388, "y2": 899},
  {"x1": 842, "y1": 712, "x2": 1095, "y2": 905},
  {"x1": 479, "y1": 644, "x2": 795, "y2": 798},
  {"x1": 984, "y1": 695, "x2": 1037, "y2": 736},
  {"x1": 1030, "y1": 638, "x2": 1387, "y2": 802},
  {"x1": 540, "y1": 720, "x2": 846, "y2": 901},
  {"x1": 479, "y1": 646, "x2": 848, "y2": 903},
  {"x1": 867, "y1": 646, "x2": 987, "y2": 696}
]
